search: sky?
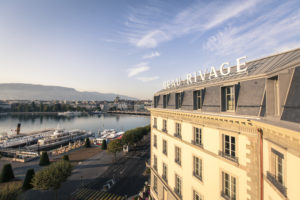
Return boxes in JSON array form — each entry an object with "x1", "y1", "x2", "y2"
[{"x1": 0, "y1": 0, "x2": 300, "y2": 99}]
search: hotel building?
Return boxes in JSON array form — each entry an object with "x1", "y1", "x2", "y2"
[{"x1": 149, "y1": 48, "x2": 300, "y2": 200}]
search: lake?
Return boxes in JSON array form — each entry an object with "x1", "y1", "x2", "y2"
[{"x1": 0, "y1": 113, "x2": 150, "y2": 135}]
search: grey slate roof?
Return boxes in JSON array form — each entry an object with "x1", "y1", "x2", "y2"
[{"x1": 159, "y1": 48, "x2": 300, "y2": 93}]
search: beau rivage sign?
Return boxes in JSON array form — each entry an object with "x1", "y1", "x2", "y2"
[{"x1": 163, "y1": 56, "x2": 248, "y2": 89}]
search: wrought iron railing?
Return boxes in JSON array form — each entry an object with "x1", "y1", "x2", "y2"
[
  {"x1": 218, "y1": 151, "x2": 239, "y2": 163},
  {"x1": 267, "y1": 171, "x2": 287, "y2": 197}
]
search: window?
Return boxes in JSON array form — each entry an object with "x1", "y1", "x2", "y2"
[
  {"x1": 153, "y1": 118, "x2": 157, "y2": 128},
  {"x1": 222, "y1": 172, "x2": 236, "y2": 200},
  {"x1": 153, "y1": 155, "x2": 157, "y2": 170},
  {"x1": 162, "y1": 163, "x2": 168, "y2": 182},
  {"x1": 193, "y1": 190, "x2": 202, "y2": 200},
  {"x1": 176, "y1": 92, "x2": 184, "y2": 109},
  {"x1": 267, "y1": 76, "x2": 280, "y2": 116},
  {"x1": 153, "y1": 135, "x2": 157, "y2": 148},
  {"x1": 162, "y1": 119, "x2": 167, "y2": 133},
  {"x1": 193, "y1": 127, "x2": 202, "y2": 146},
  {"x1": 163, "y1": 140, "x2": 167, "y2": 155},
  {"x1": 174, "y1": 123, "x2": 182, "y2": 138},
  {"x1": 267, "y1": 148, "x2": 286, "y2": 196},
  {"x1": 193, "y1": 90, "x2": 204, "y2": 110},
  {"x1": 175, "y1": 174, "x2": 182, "y2": 197},
  {"x1": 153, "y1": 175, "x2": 158, "y2": 193},
  {"x1": 220, "y1": 134, "x2": 238, "y2": 163},
  {"x1": 193, "y1": 156, "x2": 202, "y2": 181},
  {"x1": 175, "y1": 146, "x2": 181, "y2": 165},
  {"x1": 154, "y1": 96, "x2": 160, "y2": 108},
  {"x1": 221, "y1": 86, "x2": 235, "y2": 111}
]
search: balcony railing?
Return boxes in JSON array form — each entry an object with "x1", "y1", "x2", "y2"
[
  {"x1": 153, "y1": 165, "x2": 157, "y2": 171},
  {"x1": 174, "y1": 188, "x2": 182, "y2": 199},
  {"x1": 175, "y1": 158, "x2": 181, "y2": 166},
  {"x1": 267, "y1": 171, "x2": 287, "y2": 197},
  {"x1": 220, "y1": 191, "x2": 234, "y2": 200},
  {"x1": 218, "y1": 151, "x2": 239, "y2": 163},
  {"x1": 162, "y1": 128, "x2": 168, "y2": 133},
  {"x1": 191, "y1": 140, "x2": 203, "y2": 148},
  {"x1": 193, "y1": 171, "x2": 202, "y2": 181},
  {"x1": 162, "y1": 174, "x2": 168, "y2": 183},
  {"x1": 163, "y1": 150, "x2": 167, "y2": 156},
  {"x1": 152, "y1": 125, "x2": 157, "y2": 129},
  {"x1": 173, "y1": 133, "x2": 182, "y2": 139}
]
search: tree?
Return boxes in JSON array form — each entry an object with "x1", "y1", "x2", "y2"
[
  {"x1": 101, "y1": 140, "x2": 107, "y2": 150},
  {"x1": 32, "y1": 160, "x2": 72, "y2": 200},
  {"x1": 107, "y1": 139, "x2": 123, "y2": 161},
  {"x1": 39, "y1": 151, "x2": 50, "y2": 166},
  {"x1": 84, "y1": 137, "x2": 91, "y2": 148},
  {"x1": 0, "y1": 164, "x2": 14, "y2": 182},
  {"x1": 0, "y1": 181, "x2": 22, "y2": 200},
  {"x1": 22, "y1": 169, "x2": 35, "y2": 190},
  {"x1": 62, "y1": 155, "x2": 69, "y2": 161}
]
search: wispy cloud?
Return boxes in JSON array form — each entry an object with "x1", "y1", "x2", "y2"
[
  {"x1": 203, "y1": 1, "x2": 300, "y2": 58},
  {"x1": 143, "y1": 51, "x2": 160, "y2": 59},
  {"x1": 127, "y1": 62, "x2": 150, "y2": 77},
  {"x1": 124, "y1": 0, "x2": 259, "y2": 48},
  {"x1": 137, "y1": 76, "x2": 159, "y2": 82}
]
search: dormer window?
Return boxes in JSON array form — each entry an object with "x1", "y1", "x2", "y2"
[
  {"x1": 176, "y1": 92, "x2": 184, "y2": 109},
  {"x1": 193, "y1": 89, "x2": 204, "y2": 110}
]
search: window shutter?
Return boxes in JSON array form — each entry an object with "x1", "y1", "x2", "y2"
[
  {"x1": 221, "y1": 87, "x2": 226, "y2": 111},
  {"x1": 235, "y1": 83, "x2": 240, "y2": 109},
  {"x1": 181, "y1": 92, "x2": 184, "y2": 106},
  {"x1": 167, "y1": 94, "x2": 170, "y2": 106},
  {"x1": 193, "y1": 91, "x2": 197, "y2": 110},
  {"x1": 201, "y1": 89, "x2": 205, "y2": 108}
]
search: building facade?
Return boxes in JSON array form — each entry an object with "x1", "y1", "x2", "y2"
[{"x1": 150, "y1": 48, "x2": 300, "y2": 200}]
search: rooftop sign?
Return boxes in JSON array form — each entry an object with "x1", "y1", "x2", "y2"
[{"x1": 163, "y1": 56, "x2": 247, "y2": 89}]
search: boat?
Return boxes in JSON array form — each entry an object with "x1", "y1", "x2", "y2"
[
  {"x1": 58, "y1": 111, "x2": 82, "y2": 117},
  {"x1": 94, "y1": 129, "x2": 125, "y2": 145}
]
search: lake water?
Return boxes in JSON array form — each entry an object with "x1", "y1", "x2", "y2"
[{"x1": 0, "y1": 114, "x2": 150, "y2": 135}]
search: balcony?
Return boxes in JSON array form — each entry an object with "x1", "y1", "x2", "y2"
[
  {"x1": 175, "y1": 158, "x2": 181, "y2": 166},
  {"x1": 191, "y1": 140, "x2": 203, "y2": 148},
  {"x1": 220, "y1": 191, "x2": 234, "y2": 200},
  {"x1": 174, "y1": 188, "x2": 182, "y2": 199},
  {"x1": 193, "y1": 171, "x2": 202, "y2": 181},
  {"x1": 163, "y1": 150, "x2": 167, "y2": 156},
  {"x1": 152, "y1": 125, "x2": 157, "y2": 129},
  {"x1": 218, "y1": 151, "x2": 239, "y2": 163},
  {"x1": 173, "y1": 133, "x2": 182, "y2": 139},
  {"x1": 267, "y1": 171, "x2": 287, "y2": 197},
  {"x1": 162, "y1": 128, "x2": 168, "y2": 133},
  {"x1": 162, "y1": 174, "x2": 168, "y2": 183}
]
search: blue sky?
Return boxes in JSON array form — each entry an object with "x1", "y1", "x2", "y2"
[{"x1": 0, "y1": 0, "x2": 299, "y2": 99}]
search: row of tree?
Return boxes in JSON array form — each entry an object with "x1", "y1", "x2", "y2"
[
  {"x1": 0, "y1": 152, "x2": 72, "y2": 200},
  {"x1": 107, "y1": 125, "x2": 150, "y2": 160},
  {"x1": 2, "y1": 102, "x2": 100, "y2": 113}
]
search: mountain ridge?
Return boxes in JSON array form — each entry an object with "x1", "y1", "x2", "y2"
[{"x1": 0, "y1": 83, "x2": 138, "y2": 101}]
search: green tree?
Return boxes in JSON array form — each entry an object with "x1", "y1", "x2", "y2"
[
  {"x1": 84, "y1": 137, "x2": 91, "y2": 148},
  {"x1": 107, "y1": 139, "x2": 123, "y2": 161},
  {"x1": 62, "y1": 155, "x2": 69, "y2": 161},
  {"x1": 39, "y1": 151, "x2": 50, "y2": 166},
  {"x1": 22, "y1": 169, "x2": 35, "y2": 190},
  {"x1": 32, "y1": 160, "x2": 72, "y2": 200},
  {"x1": 101, "y1": 140, "x2": 107, "y2": 150},
  {"x1": 0, "y1": 164, "x2": 14, "y2": 183}
]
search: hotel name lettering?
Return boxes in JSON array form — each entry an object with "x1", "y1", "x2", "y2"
[{"x1": 163, "y1": 56, "x2": 247, "y2": 89}]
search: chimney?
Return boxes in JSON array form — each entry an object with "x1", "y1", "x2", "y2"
[{"x1": 16, "y1": 123, "x2": 21, "y2": 135}]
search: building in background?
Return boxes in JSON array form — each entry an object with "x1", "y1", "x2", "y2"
[{"x1": 150, "y1": 48, "x2": 300, "y2": 200}]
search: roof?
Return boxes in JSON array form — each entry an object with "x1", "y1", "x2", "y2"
[{"x1": 159, "y1": 47, "x2": 300, "y2": 93}]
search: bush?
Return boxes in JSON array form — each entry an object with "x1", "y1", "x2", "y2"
[
  {"x1": 39, "y1": 151, "x2": 50, "y2": 166},
  {"x1": 32, "y1": 160, "x2": 72, "y2": 191},
  {"x1": 84, "y1": 137, "x2": 91, "y2": 148},
  {"x1": 122, "y1": 125, "x2": 150, "y2": 145},
  {"x1": 62, "y1": 155, "x2": 69, "y2": 161},
  {"x1": 101, "y1": 140, "x2": 107, "y2": 150},
  {"x1": 0, "y1": 181, "x2": 22, "y2": 200},
  {"x1": 22, "y1": 169, "x2": 34, "y2": 190},
  {"x1": 0, "y1": 164, "x2": 14, "y2": 183}
]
